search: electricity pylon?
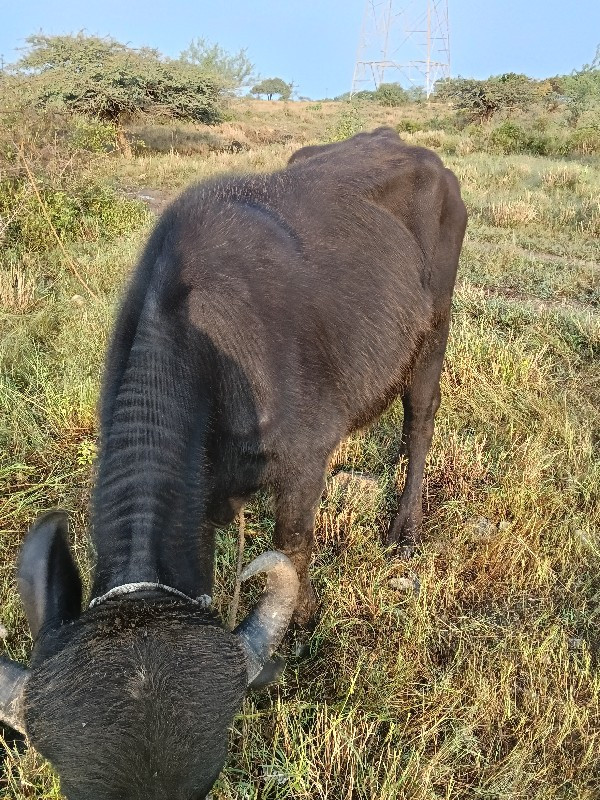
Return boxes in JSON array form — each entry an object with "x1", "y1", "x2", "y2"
[{"x1": 351, "y1": 0, "x2": 450, "y2": 98}]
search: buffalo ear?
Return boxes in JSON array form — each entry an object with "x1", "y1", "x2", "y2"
[{"x1": 17, "y1": 511, "x2": 82, "y2": 639}]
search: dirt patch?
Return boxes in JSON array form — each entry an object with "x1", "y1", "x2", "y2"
[{"x1": 125, "y1": 188, "x2": 174, "y2": 216}]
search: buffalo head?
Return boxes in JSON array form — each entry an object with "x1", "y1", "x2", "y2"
[{"x1": 0, "y1": 512, "x2": 298, "y2": 800}]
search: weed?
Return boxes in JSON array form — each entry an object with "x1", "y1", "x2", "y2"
[
  {"x1": 326, "y1": 104, "x2": 366, "y2": 142},
  {"x1": 0, "y1": 177, "x2": 148, "y2": 255},
  {"x1": 541, "y1": 166, "x2": 580, "y2": 189},
  {"x1": 486, "y1": 198, "x2": 539, "y2": 227},
  {"x1": 69, "y1": 117, "x2": 118, "y2": 153}
]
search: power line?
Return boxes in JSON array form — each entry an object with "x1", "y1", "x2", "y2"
[{"x1": 351, "y1": 0, "x2": 450, "y2": 98}]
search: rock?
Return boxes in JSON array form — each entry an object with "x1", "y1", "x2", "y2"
[
  {"x1": 329, "y1": 470, "x2": 379, "y2": 495},
  {"x1": 389, "y1": 574, "x2": 421, "y2": 595},
  {"x1": 389, "y1": 577, "x2": 413, "y2": 591},
  {"x1": 0, "y1": 623, "x2": 8, "y2": 639},
  {"x1": 70, "y1": 294, "x2": 86, "y2": 307},
  {"x1": 498, "y1": 520, "x2": 512, "y2": 533},
  {"x1": 466, "y1": 516, "x2": 497, "y2": 539},
  {"x1": 574, "y1": 529, "x2": 593, "y2": 548}
]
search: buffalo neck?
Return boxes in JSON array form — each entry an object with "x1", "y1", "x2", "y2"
[{"x1": 91, "y1": 303, "x2": 213, "y2": 600}]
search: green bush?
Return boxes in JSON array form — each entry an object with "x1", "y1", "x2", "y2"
[
  {"x1": 436, "y1": 73, "x2": 538, "y2": 121},
  {"x1": 566, "y1": 126, "x2": 600, "y2": 154},
  {"x1": 488, "y1": 121, "x2": 550, "y2": 155},
  {"x1": 427, "y1": 115, "x2": 459, "y2": 132},
  {"x1": 397, "y1": 119, "x2": 425, "y2": 134},
  {"x1": 374, "y1": 83, "x2": 407, "y2": 107},
  {"x1": 9, "y1": 34, "x2": 221, "y2": 125},
  {"x1": 0, "y1": 176, "x2": 148, "y2": 254},
  {"x1": 457, "y1": 118, "x2": 600, "y2": 157},
  {"x1": 69, "y1": 117, "x2": 118, "y2": 153},
  {"x1": 327, "y1": 105, "x2": 366, "y2": 141},
  {"x1": 524, "y1": 132, "x2": 552, "y2": 155}
]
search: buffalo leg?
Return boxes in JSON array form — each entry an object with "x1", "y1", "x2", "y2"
[
  {"x1": 273, "y1": 472, "x2": 326, "y2": 626},
  {"x1": 386, "y1": 320, "x2": 450, "y2": 554}
]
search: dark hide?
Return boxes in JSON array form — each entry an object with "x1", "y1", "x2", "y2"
[
  {"x1": 26, "y1": 600, "x2": 246, "y2": 800},
  {"x1": 19, "y1": 127, "x2": 467, "y2": 799}
]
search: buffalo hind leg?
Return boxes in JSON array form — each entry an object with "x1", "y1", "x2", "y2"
[
  {"x1": 386, "y1": 320, "x2": 449, "y2": 555},
  {"x1": 273, "y1": 470, "x2": 326, "y2": 626}
]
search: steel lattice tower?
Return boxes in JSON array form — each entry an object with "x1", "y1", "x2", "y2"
[{"x1": 351, "y1": 0, "x2": 450, "y2": 98}]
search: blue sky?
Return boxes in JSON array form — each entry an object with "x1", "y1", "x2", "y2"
[{"x1": 2, "y1": 0, "x2": 599, "y2": 99}]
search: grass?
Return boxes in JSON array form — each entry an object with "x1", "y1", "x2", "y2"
[{"x1": 1, "y1": 98, "x2": 599, "y2": 799}]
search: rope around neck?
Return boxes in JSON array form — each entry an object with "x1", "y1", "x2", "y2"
[{"x1": 89, "y1": 582, "x2": 212, "y2": 609}]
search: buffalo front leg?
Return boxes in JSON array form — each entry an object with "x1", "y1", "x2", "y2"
[
  {"x1": 273, "y1": 472, "x2": 326, "y2": 627},
  {"x1": 386, "y1": 320, "x2": 450, "y2": 555}
]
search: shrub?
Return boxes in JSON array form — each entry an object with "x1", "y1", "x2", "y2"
[
  {"x1": 566, "y1": 126, "x2": 600, "y2": 155},
  {"x1": 327, "y1": 105, "x2": 366, "y2": 142},
  {"x1": 374, "y1": 83, "x2": 407, "y2": 107},
  {"x1": 488, "y1": 122, "x2": 550, "y2": 155},
  {"x1": 69, "y1": 117, "x2": 118, "y2": 153},
  {"x1": 0, "y1": 176, "x2": 148, "y2": 254},
  {"x1": 397, "y1": 119, "x2": 425, "y2": 134},
  {"x1": 9, "y1": 34, "x2": 221, "y2": 126},
  {"x1": 436, "y1": 73, "x2": 538, "y2": 121},
  {"x1": 428, "y1": 115, "x2": 459, "y2": 132}
]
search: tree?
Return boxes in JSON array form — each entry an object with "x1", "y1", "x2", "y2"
[
  {"x1": 435, "y1": 73, "x2": 537, "y2": 121},
  {"x1": 179, "y1": 38, "x2": 254, "y2": 92},
  {"x1": 560, "y1": 45, "x2": 600, "y2": 123},
  {"x1": 251, "y1": 78, "x2": 292, "y2": 101},
  {"x1": 11, "y1": 34, "x2": 221, "y2": 127},
  {"x1": 340, "y1": 84, "x2": 418, "y2": 104},
  {"x1": 405, "y1": 85, "x2": 426, "y2": 103}
]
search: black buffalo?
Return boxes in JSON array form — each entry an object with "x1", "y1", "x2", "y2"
[{"x1": 0, "y1": 127, "x2": 467, "y2": 799}]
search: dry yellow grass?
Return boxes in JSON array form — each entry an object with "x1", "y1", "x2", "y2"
[{"x1": 0, "y1": 266, "x2": 37, "y2": 314}]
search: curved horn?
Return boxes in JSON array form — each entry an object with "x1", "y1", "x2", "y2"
[
  {"x1": 233, "y1": 551, "x2": 299, "y2": 683},
  {"x1": 0, "y1": 658, "x2": 28, "y2": 735}
]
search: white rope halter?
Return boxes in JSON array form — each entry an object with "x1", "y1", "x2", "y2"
[{"x1": 89, "y1": 582, "x2": 212, "y2": 609}]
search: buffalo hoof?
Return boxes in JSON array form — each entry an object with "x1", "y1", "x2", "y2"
[
  {"x1": 398, "y1": 543, "x2": 417, "y2": 560},
  {"x1": 385, "y1": 512, "x2": 420, "y2": 559},
  {"x1": 292, "y1": 581, "x2": 318, "y2": 628},
  {"x1": 386, "y1": 540, "x2": 417, "y2": 560}
]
